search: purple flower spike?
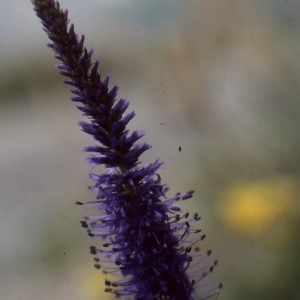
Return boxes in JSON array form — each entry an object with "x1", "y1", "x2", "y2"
[{"x1": 31, "y1": 0, "x2": 222, "y2": 299}]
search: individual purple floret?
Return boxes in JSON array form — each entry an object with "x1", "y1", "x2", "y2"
[{"x1": 31, "y1": 0, "x2": 222, "y2": 299}]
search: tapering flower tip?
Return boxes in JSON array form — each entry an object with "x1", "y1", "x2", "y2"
[{"x1": 32, "y1": 1, "x2": 221, "y2": 298}]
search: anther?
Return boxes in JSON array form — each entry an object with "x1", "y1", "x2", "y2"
[
  {"x1": 80, "y1": 221, "x2": 88, "y2": 228},
  {"x1": 88, "y1": 230, "x2": 94, "y2": 237},
  {"x1": 90, "y1": 246, "x2": 97, "y2": 255}
]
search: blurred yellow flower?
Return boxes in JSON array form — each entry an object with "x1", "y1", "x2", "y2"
[
  {"x1": 72, "y1": 260, "x2": 116, "y2": 300},
  {"x1": 218, "y1": 176, "x2": 299, "y2": 243}
]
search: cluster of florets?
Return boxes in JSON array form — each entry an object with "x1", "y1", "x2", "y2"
[{"x1": 32, "y1": 0, "x2": 221, "y2": 299}]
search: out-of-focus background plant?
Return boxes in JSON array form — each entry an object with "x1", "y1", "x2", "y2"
[{"x1": 1, "y1": 0, "x2": 300, "y2": 299}]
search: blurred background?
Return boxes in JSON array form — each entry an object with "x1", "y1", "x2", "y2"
[{"x1": 1, "y1": 0, "x2": 300, "y2": 299}]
